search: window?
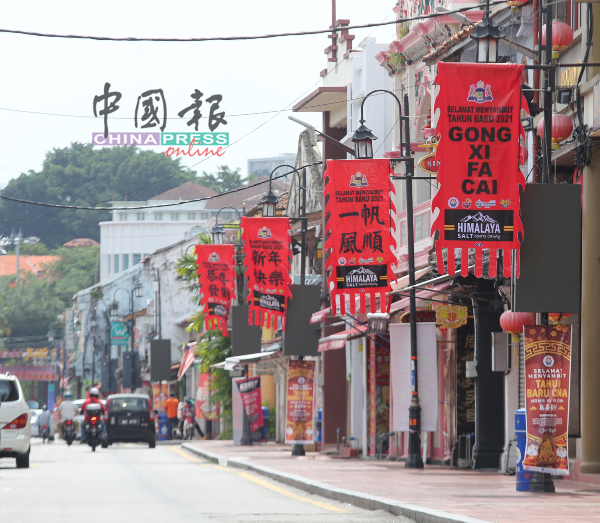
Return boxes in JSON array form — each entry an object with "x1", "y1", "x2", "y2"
[
  {"x1": 200, "y1": 211, "x2": 208, "y2": 220},
  {"x1": 413, "y1": 211, "x2": 430, "y2": 242},
  {"x1": 421, "y1": 212, "x2": 430, "y2": 240},
  {"x1": 401, "y1": 221, "x2": 406, "y2": 246},
  {"x1": 171, "y1": 213, "x2": 179, "y2": 221},
  {"x1": 133, "y1": 254, "x2": 142, "y2": 265},
  {"x1": 137, "y1": 212, "x2": 145, "y2": 221},
  {"x1": 154, "y1": 212, "x2": 162, "y2": 221},
  {"x1": 122, "y1": 254, "x2": 130, "y2": 271},
  {"x1": 118, "y1": 212, "x2": 127, "y2": 221},
  {"x1": 0, "y1": 379, "x2": 19, "y2": 402},
  {"x1": 187, "y1": 212, "x2": 196, "y2": 220},
  {"x1": 107, "y1": 255, "x2": 111, "y2": 274},
  {"x1": 415, "y1": 215, "x2": 422, "y2": 242},
  {"x1": 114, "y1": 254, "x2": 120, "y2": 273}
]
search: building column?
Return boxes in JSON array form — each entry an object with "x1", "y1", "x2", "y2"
[{"x1": 580, "y1": 163, "x2": 600, "y2": 474}]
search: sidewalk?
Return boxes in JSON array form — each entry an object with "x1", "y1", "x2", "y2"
[{"x1": 182, "y1": 440, "x2": 600, "y2": 523}]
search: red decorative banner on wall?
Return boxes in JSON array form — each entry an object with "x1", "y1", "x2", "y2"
[
  {"x1": 522, "y1": 325, "x2": 571, "y2": 475},
  {"x1": 195, "y1": 244, "x2": 237, "y2": 335},
  {"x1": 241, "y1": 217, "x2": 292, "y2": 329},
  {"x1": 432, "y1": 62, "x2": 527, "y2": 278},
  {"x1": 324, "y1": 159, "x2": 396, "y2": 315}
]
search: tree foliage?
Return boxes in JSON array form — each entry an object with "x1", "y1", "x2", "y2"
[
  {"x1": 197, "y1": 165, "x2": 246, "y2": 193},
  {"x1": 0, "y1": 246, "x2": 99, "y2": 337},
  {"x1": 0, "y1": 144, "x2": 197, "y2": 247}
]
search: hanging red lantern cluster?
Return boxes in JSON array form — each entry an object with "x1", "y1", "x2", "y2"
[
  {"x1": 506, "y1": 0, "x2": 528, "y2": 13},
  {"x1": 542, "y1": 20, "x2": 574, "y2": 59},
  {"x1": 537, "y1": 113, "x2": 574, "y2": 150},
  {"x1": 500, "y1": 311, "x2": 536, "y2": 342}
]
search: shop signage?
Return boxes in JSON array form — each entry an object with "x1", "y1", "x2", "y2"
[
  {"x1": 436, "y1": 304, "x2": 468, "y2": 329},
  {"x1": 0, "y1": 365, "x2": 58, "y2": 381},
  {"x1": 196, "y1": 372, "x2": 219, "y2": 421},
  {"x1": 152, "y1": 382, "x2": 169, "y2": 413},
  {"x1": 195, "y1": 244, "x2": 237, "y2": 335},
  {"x1": 110, "y1": 321, "x2": 130, "y2": 346},
  {"x1": 432, "y1": 63, "x2": 526, "y2": 278},
  {"x1": 324, "y1": 159, "x2": 396, "y2": 315},
  {"x1": 235, "y1": 376, "x2": 265, "y2": 442},
  {"x1": 285, "y1": 360, "x2": 315, "y2": 445},
  {"x1": 241, "y1": 217, "x2": 292, "y2": 330},
  {"x1": 522, "y1": 325, "x2": 572, "y2": 475},
  {"x1": 418, "y1": 146, "x2": 440, "y2": 175}
]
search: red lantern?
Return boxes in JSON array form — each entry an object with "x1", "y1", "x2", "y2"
[
  {"x1": 507, "y1": 0, "x2": 528, "y2": 13},
  {"x1": 500, "y1": 311, "x2": 536, "y2": 342},
  {"x1": 542, "y1": 20, "x2": 574, "y2": 59},
  {"x1": 537, "y1": 113, "x2": 574, "y2": 150}
]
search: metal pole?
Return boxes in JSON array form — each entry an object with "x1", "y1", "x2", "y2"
[
  {"x1": 300, "y1": 168, "x2": 307, "y2": 286},
  {"x1": 404, "y1": 93, "x2": 424, "y2": 469},
  {"x1": 157, "y1": 270, "x2": 162, "y2": 340},
  {"x1": 15, "y1": 235, "x2": 20, "y2": 288}
]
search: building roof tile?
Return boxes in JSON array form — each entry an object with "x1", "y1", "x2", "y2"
[{"x1": 149, "y1": 182, "x2": 218, "y2": 201}]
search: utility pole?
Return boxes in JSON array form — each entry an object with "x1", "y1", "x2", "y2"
[{"x1": 10, "y1": 229, "x2": 23, "y2": 288}]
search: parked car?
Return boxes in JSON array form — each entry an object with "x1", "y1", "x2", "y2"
[
  {"x1": 0, "y1": 373, "x2": 31, "y2": 468},
  {"x1": 30, "y1": 409, "x2": 42, "y2": 437},
  {"x1": 102, "y1": 394, "x2": 155, "y2": 448}
]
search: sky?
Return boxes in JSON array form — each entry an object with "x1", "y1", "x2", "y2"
[{"x1": 0, "y1": 0, "x2": 397, "y2": 188}]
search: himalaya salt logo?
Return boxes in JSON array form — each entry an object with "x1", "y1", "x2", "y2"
[
  {"x1": 345, "y1": 266, "x2": 378, "y2": 287},
  {"x1": 257, "y1": 226, "x2": 272, "y2": 239},
  {"x1": 208, "y1": 252, "x2": 220, "y2": 262},
  {"x1": 259, "y1": 294, "x2": 280, "y2": 309},
  {"x1": 467, "y1": 80, "x2": 493, "y2": 103},
  {"x1": 457, "y1": 212, "x2": 501, "y2": 235},
  {"x1": 349, "y1": 171, "x2": 369, "y2": 188}
]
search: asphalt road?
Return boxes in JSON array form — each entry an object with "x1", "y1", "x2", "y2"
[{"x1": 0, "y1": 440, "x2": 414, "y2": 522}]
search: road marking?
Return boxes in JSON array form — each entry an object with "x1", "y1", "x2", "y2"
[
  {"x1": 235, "y1": 471, "x2": 349, "y2": 513},
  {"x1": 32, "y1": 462, "x2": 40, "y2": 468},
  {"x1": 170, "y1": 447, "x2": 202, "y2": 463}
]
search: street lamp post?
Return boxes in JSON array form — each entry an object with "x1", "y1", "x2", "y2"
[
  {"x1": 109, "y1": 278, "x2": 143, "y2": 352},
  {"x1": 351, "y1": 89, "x2": 424, "y2": 469},
  {"x1": 260, "y1": 164, "x2": 308, "y2": 456}
]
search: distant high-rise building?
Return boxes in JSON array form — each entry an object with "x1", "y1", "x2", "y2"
[{"x1": 247, "y1": 153, "x2": 297, "y2": 181}]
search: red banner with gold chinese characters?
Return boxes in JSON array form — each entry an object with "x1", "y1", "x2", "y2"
[
  {"x1": 522, "y1": 325, "x2": 572, "y2": 475},
  {"x1": 195, "y1": 244, "x2": 237, "y2": 335},
  {"x1": 241, "y1": 217, "x2": 292, "y2": 330},
  {"x1": 324, "y1": 159, "x2": 396, "y2": 315},
  {"x1": 432, "y1": 62, "x2": 528, "y2": 278}
]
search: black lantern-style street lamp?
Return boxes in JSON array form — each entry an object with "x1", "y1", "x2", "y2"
[
  {"x1": 351, "y1": 121, "x2": 377, "y2": 159},
  {"x1": 210, "y1": 223, "x2": 226, "y2": 244},
  {"x1": 471, "y1": 0, "x2": 501, "y2": 63},
  {"x1": 109, "y1": 301, "x2": 118, "y2": 318},
  {"x1": 259, "y1": 188, "x2": 278, "y2": 217},
  {"x1": 133, "y1": 282, "x2": 143, "y2": 299}
]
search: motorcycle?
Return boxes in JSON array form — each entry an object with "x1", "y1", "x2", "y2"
[
  {"x1": 183, "y1": 412, "x2": 196, "y2": 440},
  {"x1": 84, "y1": 404, "x2": 103, "y2": 452},
  {"x1": 40, "y1": 424, "x2": 50, "y2": 443},
  {"x1": 63, "y1": 419, "x2": 76, "y2": 446}
]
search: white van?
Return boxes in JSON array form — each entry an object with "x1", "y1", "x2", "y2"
[{"x1": 0, "y1": 373, "x2": 31, "y2": 468}]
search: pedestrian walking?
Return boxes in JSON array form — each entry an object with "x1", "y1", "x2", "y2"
[{"x1": 165, "y1": 393, "x2": 179, "y2": 439}]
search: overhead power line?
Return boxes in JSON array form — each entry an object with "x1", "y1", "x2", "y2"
[
  {"x1": 0, "y1": 163, "x2": 322, "y2": 212},
  {"x1": 0, "y1": 2, "x2": 503, "y2": 43}
]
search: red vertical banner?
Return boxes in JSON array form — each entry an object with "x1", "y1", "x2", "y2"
[
  {"x1": 522, "y1": 325, "x2": 572, "y2": 475},
  {"x1": 369, "y1": 338, "x2": 376, "y2": 456},
  {"x1": 195, "y1": 244, "x2": 237, "y2": 335},
  {"x1": 236, "y1": 376, "x2": 264, "y2": 441},
  {"x1": 241, "y1": 217, "x2": 293, "y2": 330},
  {"x1": 432, "y1": 63, "x2": 528, "y2": 278},
  {"x1": 285, "y1": 360, "x2": 315, "y2": 445},
  {"x1": 324, "y1": 159, "x2": 397, "y2": 315}
]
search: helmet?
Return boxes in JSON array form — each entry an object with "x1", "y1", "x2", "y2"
[
  {"x1": 187, "y1": 398, "x2": 194, "y2": 405},
  {"x1": 64, "y1": 392, "x2": 72, "y2": 399},
  {"x1": 90, "y1": 387, "x2": 100, "y2": 398},
  {"x1": 42, "y1": 404, "x2": 48, "y2": 411}
]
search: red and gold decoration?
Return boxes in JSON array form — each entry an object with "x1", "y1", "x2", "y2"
[
  {"x1": 506, "y1": 0, "x2": 528, "y2": 13},
  {"x1": 432, "y1": 63, "x2": 528, "y2": 279},
  {"x1": 241, "y1": 216, "x2": 292, "y2": 329},
  {"x1": 436, "y1": 303, "x2": 468, "y2": 329},
  {"x1": 195, "y1": 244, "x2": 237, "y2": 335},
  {"x1": 548, "y1": 313, "x2": 572, "y2": 324},
  {"x1": 500, "y1": 310, "x2": 536, "y2": 342},
  {"x1": 542, "y1": 19, "x2": 574, "y2": 59},
  {"x1": 537, "y1": 112, "x2": 573, "y2": 150},
  {"x1": 522, "y1": 325, "x2": 572, "y2": 475},
  {"x1": 324, "y1": 159, "x2": 397, "y2": 315}
]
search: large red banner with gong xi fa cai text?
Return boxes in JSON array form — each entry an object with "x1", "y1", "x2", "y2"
[
  {"x1": 432, "y1": 63, "x2": 528, "y2": 278},
  {"x1": 195, "y1": 244, "x2": 237, "y2": 335},
  {"x1": 324, "y1": 159, "x2": 396, "y2": 315},
  {"x1": 522, "y1": 325, "x2": 572, "y2": 475},
  {"x1": 241, "y1": 217, "x2": 292, "y2": 330}
]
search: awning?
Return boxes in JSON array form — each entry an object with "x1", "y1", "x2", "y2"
[
  {"x1": 292, "y1": 86, "x2": 346, "y2": 113},
  {"x1": 177, "y1": 345, "x2": 196, "y2": 381},
  {"x1": 390, "y1": 282, "x2": 451, "y2": 312},
  {"x1": 211, "y1": 350, "x2": 280, "y2": 371},
  {"x1": 391, "y1": 267, "x2": 432, "y2": 292},
  {"x1": 310, "y1": 308, "x2": 331, "y2": 324},
  {"x1": 318, "y1": 326, "x2": 368, "y2": 352}
]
